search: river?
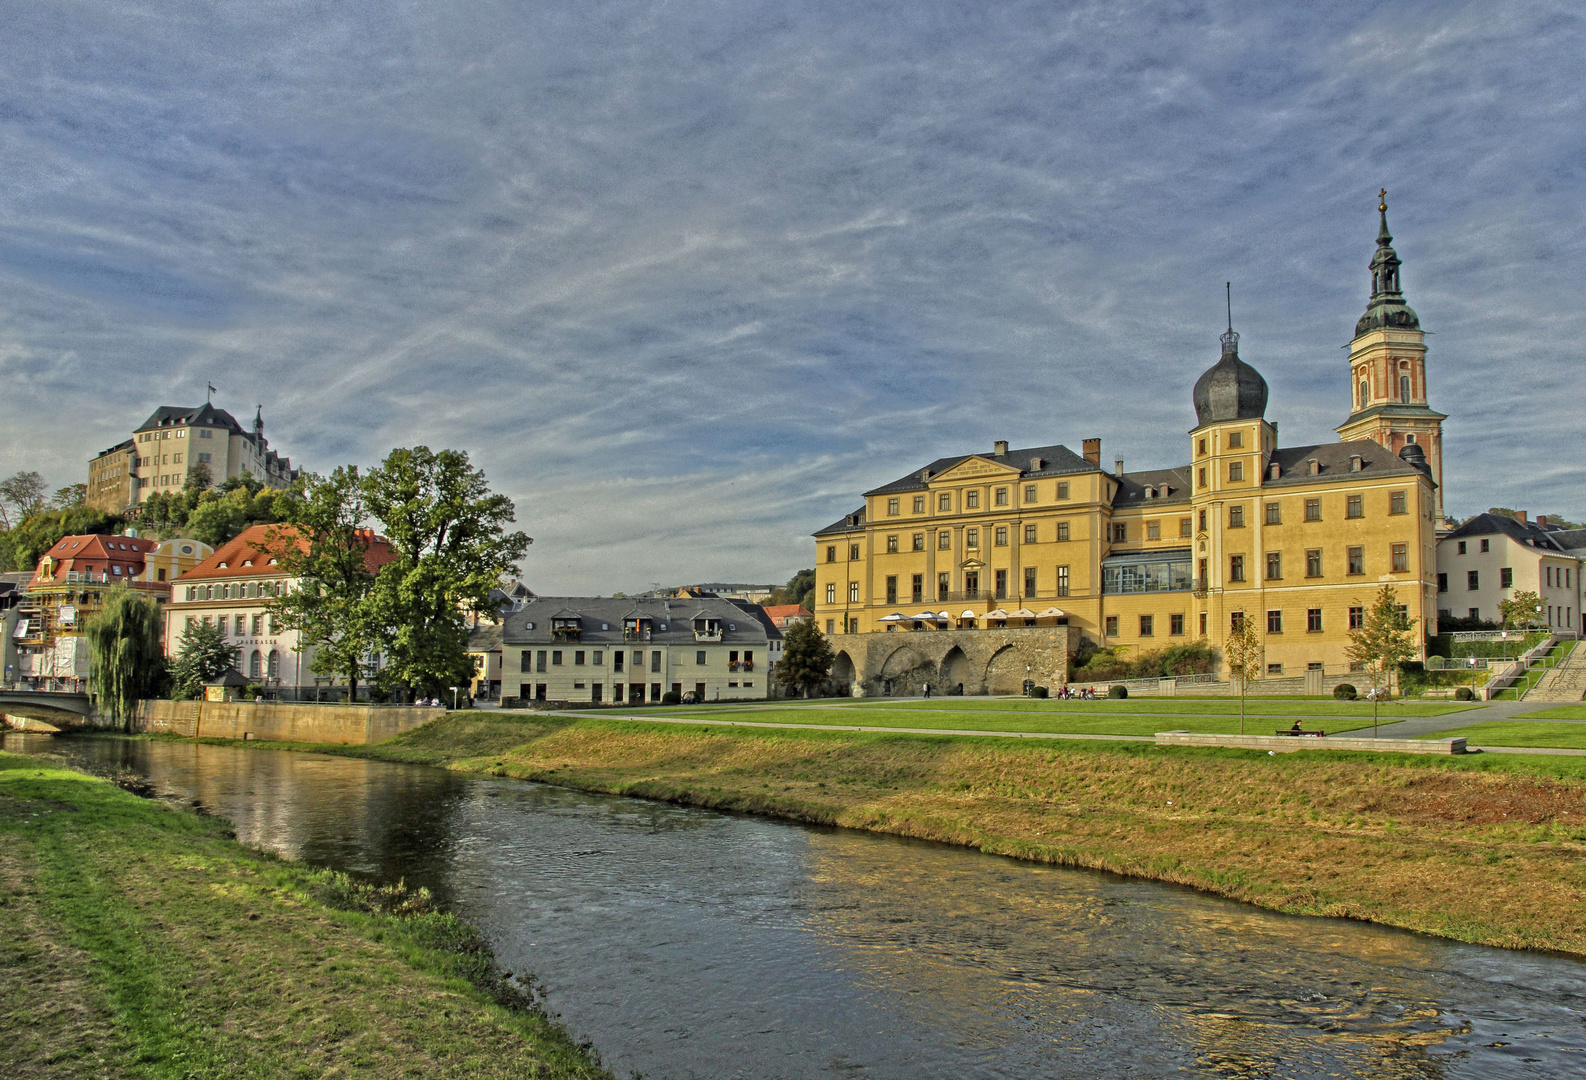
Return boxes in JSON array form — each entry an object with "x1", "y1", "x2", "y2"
[{"x1": 8, "y1": 732, "x2": 1584, "y2": 1079}]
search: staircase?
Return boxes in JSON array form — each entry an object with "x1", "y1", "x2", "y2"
[{"x1": 1523, "y1": 645, "x2": 1586, "y2": 702}]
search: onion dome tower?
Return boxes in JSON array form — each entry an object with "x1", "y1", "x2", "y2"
[{"x1": 1192, "y1": 310, "x2": 1269, "y2": 429}]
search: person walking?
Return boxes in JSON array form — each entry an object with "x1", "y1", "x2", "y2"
[{"x1": 923, "y1": 682, "x2": 932, "y2": 699}]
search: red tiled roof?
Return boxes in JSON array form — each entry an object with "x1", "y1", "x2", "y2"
[
  {"x1": 177, "y1": 523, "x2": 397, "y2": 581},
  {"x1": 761, "y1": 604, "x2": 812, "y2": 619},
  {"x1": 32, "y1": 534, "x2": 157, "y2": 587}
]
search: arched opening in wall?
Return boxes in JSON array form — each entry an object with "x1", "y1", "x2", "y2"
[
  {"x1": 940, "y1": 645, "x2": 973, "y2": 697},
  {"x1": 249, "y1": 650, "x2": 262, "y2": 680},
  {"x1": 830, "y1": 651, "x2": 856, "y2": 697},
  {"x1": 879, "y1": 646, "x2": 931, "y2": 699},
  {"x1": 267, "y1": 651, "x2": 281, "y2": 680},
  {"x1": 983, "y1": 645, "x2": 1028, "y2": 696}
]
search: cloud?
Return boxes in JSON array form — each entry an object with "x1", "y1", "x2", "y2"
[{"x1": 0, "y1": 0, "x2": 1582, "y2": 589}]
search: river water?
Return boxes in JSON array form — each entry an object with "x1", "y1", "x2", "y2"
[{"x1": 8, "y1": 732, "x2": 1585, "y2": 1079}]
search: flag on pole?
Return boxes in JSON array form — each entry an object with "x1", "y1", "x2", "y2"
[{"x1": 206, "y1": 383, "x2": 217, "y2": 403}]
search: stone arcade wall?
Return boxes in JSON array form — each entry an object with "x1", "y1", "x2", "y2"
[
  {"x1": 135, "y1": 700, "x2": 444, "y2": 745},
  {"x1": 825, "y1": 626, "x2": 1076, "y2": 697}
]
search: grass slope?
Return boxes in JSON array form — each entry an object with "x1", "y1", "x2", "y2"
[
  {"x1": 1423, "y1": 722, "x2": 1586, "y2": 750},
  {"x1": 0, "y1": 751, "x2": 610, "y2": 1080},
  {"x1": 1517, "y1": 706, "x2": 1586, "y2": 721},
  {"x1": 299, "y1": 713, "x2": 1586, "y2": 956}
]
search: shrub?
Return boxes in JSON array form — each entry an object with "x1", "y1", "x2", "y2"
[
  {"x1": 660, "y1": 690, "x2": 682, "y2": 705},
  {"x1": 1333, "y1": 683, "x2": 1357, "y2": 701},
  {"x1": 1455, "y1": 686, "x2": 1474, "y2": 701},
  {"x1": 1108, "y1": 684, "x2": 1128, "y2": 699},
  {"x1": 1030, "y1": 686, "x2": 1049, "y2": 699}
]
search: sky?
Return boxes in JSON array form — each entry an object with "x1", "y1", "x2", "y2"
[{"x1": 1, "y1": 1, "x2": 1582, "y2": 594}]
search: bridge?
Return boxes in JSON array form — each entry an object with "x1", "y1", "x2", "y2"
[{"x1": 0, "y1": 690, "x2": 95, "y2": 730}]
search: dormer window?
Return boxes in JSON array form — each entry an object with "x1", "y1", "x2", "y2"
[{"x1": 551, "y1": 615, "x2": 582, "y2": 641}]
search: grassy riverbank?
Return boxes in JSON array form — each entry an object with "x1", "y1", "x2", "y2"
[
  {"x1": 0, "y1": 751, "x2": 610, "y2": 1080},
  {"x1": 292, "y1": 712, "x2": 1586, "y2": 956}
]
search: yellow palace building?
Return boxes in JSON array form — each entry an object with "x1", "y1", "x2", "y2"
[{"x1": 814, "y1": 199, "x2": 1439, "y2": 687}]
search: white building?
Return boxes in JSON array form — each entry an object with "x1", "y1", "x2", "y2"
[{"x1": 1436, "y1": 512, "x2": 1585, "y2": 631}]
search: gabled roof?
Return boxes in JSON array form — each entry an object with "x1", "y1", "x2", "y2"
[
  {"x1": 1443, "y1": 513, "x2": 1575, "y2": 553},
  {"x1": 135, "y1": 403, "x2": 248, "y2": 436},
  {"x1": 761, "y1": 604, "x2": 812, "y2": 619},
  {"x1": 814, "y1": 507, "x2": 867, "y2": 537},
  {"x1": 501, "y1": 596, "x2": 775, "y2": 645},
  {"x1": 863, "y1": 443, "x2": 1096, "y2": 497},
  {"x1": 1262, "y1": 440, "x2": 1428, "y2": 488},
  {"x1": 32, "y1": 534, "x2": 158, "y2": 586},
  {"x1": 467, "y1": 624, "x2": 503, "y2": 652},
  {"x1": 177, "y1": 524, "x2": 397, "y2": 580},
  {"x1": 1112, "y1": 467, "x2": 1194, "y2": 508}
]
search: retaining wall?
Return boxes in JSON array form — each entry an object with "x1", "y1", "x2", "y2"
[{"x1": 135, "y1": 700, "x2": 445, "y2": 745}]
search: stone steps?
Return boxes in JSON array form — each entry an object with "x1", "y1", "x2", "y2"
[{"x1": 1522, "y1": 646, "x2": 1586, "y2": 703}]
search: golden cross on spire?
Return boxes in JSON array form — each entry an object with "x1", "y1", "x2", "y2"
[{"x1": 1379, "y1": 188, "x2": 1388, "y2": 212}]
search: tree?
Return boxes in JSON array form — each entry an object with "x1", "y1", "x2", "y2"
[
  {"x1": 170, "y1": 620, "x2": 239, "y2": 700},
  {"x1": 1345, "y1": 585, "x2": 1418, "y2": 735},
  {"x1": 361, "y1": 447, "x2": 531, "y2": 699},
  {"x1": 1499, "y1": 589, "x2": 1544, "y2": 638},
  {"x1": 1222, "y1": 611, "x2": 1263, "y2": 734},
  {"x1": 186, "y1": 488, "x2": 251, "y2": 547},
  {"x1": 0, "y1": 507, "x2": 123, "y2": 572},
  {"x1": 774, "y1": 620, "x2": 835, "y2": 698},
  {"x1": 84, "y1": 588, "x2": 166, "y2": 730},
  {"x1": 49, "y1": 483, "x2": 87, "y2": 510},
  {"x1": 271, "y1": 467, "x2": 381, "y2": 702},
  {"x1": 184, "y1": 461, "x2": 213, "y2": 495},
  {"x1": 0, "y1": 470, "x2": 47, "y2": 528},
  {"x1": 767, "y1": 569, "x2": 815, "y2": 611}
]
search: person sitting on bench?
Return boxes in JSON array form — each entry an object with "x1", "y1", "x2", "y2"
[{"x1": 1290, "y1": 719, "x2": 1303, "y2": 733}]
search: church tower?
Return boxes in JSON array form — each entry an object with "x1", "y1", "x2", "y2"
[{"x1": 1336, "y1": 191, "x2": 1447, "y2": 523}]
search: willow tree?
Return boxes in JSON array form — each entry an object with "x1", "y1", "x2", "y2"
[{"x1": 84, "y1": 587, "x2": 166, "y2": 731}]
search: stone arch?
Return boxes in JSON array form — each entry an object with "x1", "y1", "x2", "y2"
[
  {"x1": 830, "y1": 650, "x2": 856, "y2": 696},
  {"x1": 983, "y1": 644, "x2": 1028, "y2": 695},
  {"x1": 878, "y1": 645, "x2": 933, "y2": 697},
  {"x1": 939, "y1": 645, "x2": 975, "y2": 696}
]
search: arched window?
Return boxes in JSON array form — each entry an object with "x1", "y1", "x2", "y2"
[
  {"x1": 267, "y1": 651, "x2": 280, "y2": 680},
  {"x1": 1400, "y1": 374, "x2": 1410, "y2": 403},
  {"x1": 249, "y1": 650, "x2": 262, "y2": 679},
  {"x1": 1359, "y1": 380, "x2": 1368, "y2": 406}
]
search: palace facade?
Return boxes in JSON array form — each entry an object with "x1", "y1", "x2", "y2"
[{"x1": 814, "y1": 200, "x2": 1441, "y2": 689}]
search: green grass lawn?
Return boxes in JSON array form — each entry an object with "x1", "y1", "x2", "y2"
[
  {"x1": 1420, "y1": 721, "x2": 1586, "y2": 750},
  {"x1": 618, "y1": 704, "x2": 1389, "y2": 738},
  {"x1": 1517, "y1": 705, "x2": 1586, "y2": 720}
]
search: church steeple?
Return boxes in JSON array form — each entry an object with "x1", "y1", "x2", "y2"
[{"x1": 1355, "y1": 189, "x2": 1420, "y2": 336}]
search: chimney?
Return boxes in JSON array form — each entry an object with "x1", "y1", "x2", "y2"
[
  {"x1": 1538, "y1": 515, "x2": 1549, "y2": 528},
  {"x1": 1082, "y1": 438, "x2": 1101, "y2": 466},
  {"x1": 1516, "y1": 510, "x2": 1528, "y2": 524},
  {"x1": 1268, "y1": 462, "x2": 1281, "y2": 480},
  {"x1": 993, "y1": 440, "x2": 1009, "y2": 455},
  {"x1": 1114, "y1": 459, "x2": 1124, "y2": 477}
]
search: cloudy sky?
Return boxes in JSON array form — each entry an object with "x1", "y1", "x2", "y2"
[{"x1": 2, "y1": 1, "x2": 1582, "y2": 592}]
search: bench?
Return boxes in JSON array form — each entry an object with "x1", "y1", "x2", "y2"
[{"x1": 1274, "y1": 729, "x2": 1326, "y2": 737}]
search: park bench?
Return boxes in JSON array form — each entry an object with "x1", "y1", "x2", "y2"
[{"x1": 1274, "y1": 728, "x2": 1326, "y2": 738}]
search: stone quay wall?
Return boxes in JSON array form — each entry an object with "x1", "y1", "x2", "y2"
[
  {"x1": 135, "y1": 700, "x2": 445, "y2": 745},
  {"x1": 825, "y1": 626, "x2": 1076, "y2": 697}
]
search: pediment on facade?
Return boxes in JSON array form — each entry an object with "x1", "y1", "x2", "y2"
[
  {"x1": 931, "y1": 456, "x2": 1022, "y2": 484},
  {"x1": 959, "y1": 558, "x2": 985, "y2": 570}
]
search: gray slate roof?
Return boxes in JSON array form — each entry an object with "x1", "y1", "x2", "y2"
[
  {"x1": 467, "y1": 624, "x2": 503, "y2": 653},
  {"x1": 1112, "y1": 467, "x2": 1194, "y2": 507},
  {"x1": 501, "y1": 596, "x2": 777, "y2": 646},
  {"x1": 1445, "y1": 513, "x2": 1581, "y2": 554},
  {"x1": 862, "y1": 443, "x2": 1096, "y2": 497},
  {"x1": 1260, "y1": 440, "x2": 1429, "y2": 488}
]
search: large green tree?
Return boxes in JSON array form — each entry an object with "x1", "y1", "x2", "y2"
[
  {"x1": 361, "y1": 447, "x2": 531, "y2": 699},
  {"x1": 84, "y1": 588, "x2": 167, "y2": 730},
  {"x1": 0, "y1": 507, "x2": 123, "y2": 572},
  {"x1": 1345, "y1": 585, "x2": 1419, "y2": 734},
  {"x1": 774, "y1": 620, "x2": 835, "y2": 699},
  {"x1": 270, "y1": 467, "x2": 381, "y2": 701},
  {"x1": 170, "y1": 620, "x2": 240, "y2": 701},
  {"x1": 767, "y1": 569, "x2": 815, "y2": 611},
  {"x1": 0, "y1": 470, "x2": 47, "y2": 528}
]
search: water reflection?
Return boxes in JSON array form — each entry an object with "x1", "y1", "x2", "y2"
[{"x1": 10, "y1": 733, "x2": 1585, "y2": 1080}]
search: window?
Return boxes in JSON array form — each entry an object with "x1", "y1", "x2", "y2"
[
  {"x1": 1138, "y1": 614, "x2": 1154, "y2": 636},
  {"x1": 1197, "y1": 467, "x2": 1207, "y2": 488},
  {"x1": 521, "y1": 650, "x2": 533, "y2": 673},
  {"x1": 1391, "y1": 543, "x2": 1409, "y2": 573},
  {"x1": 1024, "y1": 524, "x2": 1037, "y2": 544},
  {"x1": 268, "y1": 651, "x2": 280, "y2": 679},
  {"x1": 939, "y1": 492, "x2": 952, "y2": 512},
  {"x1": 911, "y1": 574, "x2": 923, "y2": 603},
  {"x1": 570, "y1": 649, "x2": 585, "y2": 665},
  {"x1": 593, "y1": 650, "x2": 603, "y2": 665},
  {"x1": 1307, "y1": 608, "x2": 1323, "y2": 632},
  {"x1": 1024, "y1": 567, "x2": 1037, "y2": 598},
  {"x1": 1057, "y1": 566, "x2": 1070, "y2": 597},
  {"x1": 1200, "y1": 612, "x2": 1208, "y2": 635},
  {"x1": 825, "y1": 545, "x2": 836, "y2": 563},
  {"x1": 1468, "y1": 608, "x2": 1480, "y2": 621},
  {"x1": 1227, "y1": 431, "x2": 1243, "y2": 448},
  {"x1": 252, "y1": 613, "x2": 263, "y2": 635},
  {"x1": 1306, "y1": 549, "x2": 1322, "y2": 578},
  {"x1": 1467, "y1": 570, "x2": 1479, "y2": 591},
  {"x1": 848, "y1": 582, "x2": 860, "y2": 603},
  {"x1": 887, "y1": 497, "x2": 899, "y2": 516},
  {"x1": 1265, "y1": 502, "x2": 1281, "y2": 525},
  {"x1": 1304, "y1": 498, "x2": 1321, "y2": 522},
  {"x1": 1347, "y1": 546, "x2": 1365, "y2": 575},
  {"x1": 967, "y1": 528, "x2": 980, "y2": 548},
  {"x1": 1266, "y1": 552, "x2": 1282, "y2": 580},
  {"x1": 826, "y1": 583, "x2": 837, "y2": 604},
  {"x1": 1390, "y1": 490, "x2": 1407, "y2": 515},
  {"x1": 551, "y1": 650, "x2": 563, "y2": 666},
  {"x1": 1228, "y1": 461, "x2": 1243, "y2": 482},
  {"x1": 1057, "y1": 482, "x2": 1070, "y2": 500},
  {"x1": 912, "y1": 532, "x2": 925, "y2": 552},
  {"x1": 1147, "y1": 521, "x2": 1160, "y2": 540},
  {"x1": 1457, "y1": 541, "x2": 1467, "y2": 555},
  {"x1": 1024, "y1": 485, "x2": 1037, "y2": 502},
  {"x1": 994, "y1": 487, "x2": 1009, "y2": 507},
  {"x1": 651, "y1": 652, "x2": 662, "y2": 672},
  {"x1": 1267, "y1": 663, "x2": 1284, "y2": 677},
  {"x1": 938, "y1": 530, "x2": 951, "y2": 550},
  {"x1": 966, "y1": 491, "x2": 980, "y2": 509},
  {"x1": 887, "y1": 534, "x2": 898, "y2": 553},
  {"x1": 1229, "y1": 554, "x2": 1245, "y2": 582},
  {"x1": 849, "y1": 544, "x2": 860, "y2": 560},
  {"x1": 1057, "y1": 522, "x2": 1070, "y2": 542},
  {"x1": 1170, "y1": 613, "x2": 1184, "y2": 636},
  {"x1": 1480, "y1": 539, "x2": 1490, "y2": 553},
  {"x1": 1349, "y1": 606, "x2": 1364, "y2": 630},
  {"x1": 1346, "y1": 494, "x2": 1363, "y2": 519},
  {"x1": 1198, "y1": 437, "x2": 1208, "y2": 455},
  {"x1": 234, "y1": 614, "x2": 246, "y2": 635},
  {"x1": 1180, "y1": 517, "x2": 1192, "y2": 538},
  {"x1": 826, "y1": 619, "x2": 835, "y2": 633},
  {"x1": 995, "y1": 570, "x2": 1007, "y2": 599},
  {"x1": 1198, "y1": 557, "x2": 1208, "y2": 584},
  {"x1": 1267, "y1": 610, "x2": 1282, "y2": 634},
  {"x1": 1360, "y1": 379, "x2": 1369, "y2": 405},
  {"x1": 994, "y1": 526, "x2": 1008, "y2": 547},
  {"x1": 938, "y1": 572, "x2": 950, "y2": 599},
  {"x1": 1105, "y1": 615, "x2": 1118, "y2": 636},
  {"x1": 1438, "y1": 572, "x2": 1448, "y2": 593},
  {"x1": 1112, "y1": 522, "x2": 1127, "y2": 542},
  {"x1": 1228, "y1": 505, "x2": 1245, "y2": 528},
  {"x1": 1547, "y1": 567, "x2": 1554, "y2": 587},
  {"x1": 1230, "y1": 611, "x2": 1245, "y2": 631},
  {"x1": 1400, "y1": 374, "x2": 1411, "y2": 402}
]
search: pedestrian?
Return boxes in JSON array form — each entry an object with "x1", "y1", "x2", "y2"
[{"x1": 923, "y1": 683, "x2": 932, "y2": 699}]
